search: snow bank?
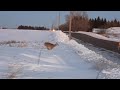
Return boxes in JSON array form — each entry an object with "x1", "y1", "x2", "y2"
[
  {"x1": 107, "y1": 27, "x2": 120, "y2": 34},
  {"x1": 92, "y1": 27, "x2": 120, "y2": 42},
  {"x1": 102, "y1": 67, "x2": 120, "y2": 79},
  {"x1": 55, "y1": 31, "x2": 120, "y2": 79},
  {"x1": 55, "y1": 31, "x2": 111, "y2": 63},
  {"x1": 77, "y1": 31, "x2": 109, "y2": 40},
  {"x1": 54, "y1": 31, "x2": 69, "y2": 43},
  {"x1": 106, "y1": 27, "x2": 120, "y2": 42},
  {"x1": 92, "y1": 28, "x2": 106, "y2": 34}
]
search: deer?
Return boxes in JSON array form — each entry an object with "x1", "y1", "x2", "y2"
[{"x1": 44, "y1": 42, "x2": 58, "y2": 50}]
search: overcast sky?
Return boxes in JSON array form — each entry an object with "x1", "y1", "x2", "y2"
[{"x1": 0, "y1": 11, "x2": 120, "y2": 28}]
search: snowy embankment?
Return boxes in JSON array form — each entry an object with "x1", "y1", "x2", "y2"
[
  {"x1": 78, "y1": 31, "x2": 109, "y2": 40},
  {"x1": 0, "y1": 29, "x2": 120, "y2": 79},
  {"x1": 54, "y1": 31, "x2": 120, "y2": 79},
  {"x1": 92, "y1": 27, "x2": 120, "y2": 42},
  {"x1": 106, "y1": 27, "x2": 120, "y2": 42}
]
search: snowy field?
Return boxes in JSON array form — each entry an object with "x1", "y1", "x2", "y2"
[
  {"x1": 106, "y1": 27, "x2": 120, "y2": 42},
  {"x1": 0, "y1": 29, "x2": 120, "y2": 79},
  {"x1": 92, "y1": 27, "x2": 120, "y2": 42}
]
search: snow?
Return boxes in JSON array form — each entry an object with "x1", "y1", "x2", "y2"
[
  {"x1": 0, "y1": 29, "x2": 120, "y2": 79},
  {"x1": 0, "y1": 29, "x2": 51, "y2": 42},
  {"x1": 106, "y1": 27, "x2": 120, "y2": 42},
  {"x1": 107, "y1": 27, "x2": 120, "y2": 34},
  {"x1": 91, "y1": 27, "x2": 120, "y2": 42},
  {"x1": 77, "y1": 28, "x2": 120, "y2": 42},
  {"x1": 92, "y1": 28, "x2": 105, "y2": 33},
  {"x1": 77, "y1": 31, "x2": 109, "y2": 40}
]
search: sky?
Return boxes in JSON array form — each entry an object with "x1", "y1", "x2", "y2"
[{"x1": 0, "y1": 11, "x2": 120, "y2": 28}]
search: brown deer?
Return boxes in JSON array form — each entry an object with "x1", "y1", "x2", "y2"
[{"x1": 44, "y1": 42, "x2": 58, "y2": 50}]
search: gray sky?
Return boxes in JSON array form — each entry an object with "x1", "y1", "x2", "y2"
[{"x1": 0, "y1": 11, "x2": 120, "y2": 28}]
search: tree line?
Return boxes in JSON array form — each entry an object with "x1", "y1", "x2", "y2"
[
  {"x1": 89, "y1": 16, "x2": 120, "y2": 31},
  {"x1": 17, "y1": 25, "x2": 49, "y2": 30},
  {"x1": 59, "y1": 11, "x2": 120, "y2": 32}
]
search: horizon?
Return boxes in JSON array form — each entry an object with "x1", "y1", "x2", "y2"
[{"x1": 0, "y1": 11, "x2": 120, "y2": 28}]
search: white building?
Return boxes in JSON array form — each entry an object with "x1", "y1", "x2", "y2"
[{"x1": 92, "y1": 28, "x2": 106, "y2": 34}]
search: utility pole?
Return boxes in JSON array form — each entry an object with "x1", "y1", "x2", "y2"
[
  {"x1": 58, "y1": 11, "x2": 60, "y2": 30},
  {"x1": 57, "y1": 11, "x2": 60, "y2": 30},
  {"x1": 69, "y1": 11, "x2": 72, "y2": 40}
]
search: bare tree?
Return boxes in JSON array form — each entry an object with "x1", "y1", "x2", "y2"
[{"x1": 65, "y1": 11, "x2": 90, "y2": 32}]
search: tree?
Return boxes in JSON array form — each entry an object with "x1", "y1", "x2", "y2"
[
  {"x1": 17, "y1": 25, "x2": 49, "y2": 30},
  {"x1": 61, "y1": 11, "x2": 90, "y2": 32}
]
